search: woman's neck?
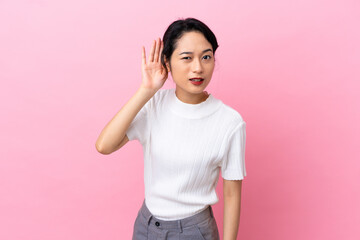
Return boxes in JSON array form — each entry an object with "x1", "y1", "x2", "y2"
[{"x1": 175, "y1": 88, "x2": 209, "y2": 105}]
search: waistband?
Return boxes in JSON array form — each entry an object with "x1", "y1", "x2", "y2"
[{"x1": 138, "y1": 199, "x2": 214, "y2": 232}]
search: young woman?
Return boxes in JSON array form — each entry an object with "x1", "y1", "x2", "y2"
[{"x1": 96, "y1": 17, "x2": 246, "y2": 240}]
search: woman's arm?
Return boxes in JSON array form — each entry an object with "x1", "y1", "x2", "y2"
[
  {"x1": 223, "y1": 179, "x2": 243, "y2": 240},
  {"x1": 95, "y1": 38, "x2": 167, "y2": 154},
  {"x1": 95, "y1": 87, "x2": 156, "y2": 154}
]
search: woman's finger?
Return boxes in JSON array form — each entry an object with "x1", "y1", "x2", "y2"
[
  {"x1": 142, "y1": 46, "x2": 146, "y2": 66},
  {"x1": 148, "y1": 39, "x2": 155, "y2": 63},
  {"x1": 154, "y1": 37, "x2": 160, "y2": 63},
  {"x1": 159, "y1": 39, "x2": 163, "y2": 63}
]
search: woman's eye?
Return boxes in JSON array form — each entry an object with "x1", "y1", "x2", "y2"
[{"x1": 182, "y1": 56, "x2": 212, "y2": 60}]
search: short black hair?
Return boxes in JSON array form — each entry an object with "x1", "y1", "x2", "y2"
[{"x1": 161, "y1": 17, "x2": 219, "y2": 76}]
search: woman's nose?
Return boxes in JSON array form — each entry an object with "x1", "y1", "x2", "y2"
[{"x1": 192, "y1": 59, "x2": 203, "y2": 73}]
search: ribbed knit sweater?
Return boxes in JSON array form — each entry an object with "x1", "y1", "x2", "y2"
[{"x1": 126, "y1": 88, "x2": 246, "y2": 220}]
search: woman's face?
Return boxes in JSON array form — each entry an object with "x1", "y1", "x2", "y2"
[{"x1": 166, "y1": 31, "x2": 215, "y2": 99}]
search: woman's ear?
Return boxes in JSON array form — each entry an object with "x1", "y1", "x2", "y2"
[{"x1": 164, "y1": 57, "x2": 171, "y2": 72}]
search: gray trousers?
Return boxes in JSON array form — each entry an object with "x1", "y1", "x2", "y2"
[{"x1": 132, "y1": 199, "x2": 220, "y2": 240}]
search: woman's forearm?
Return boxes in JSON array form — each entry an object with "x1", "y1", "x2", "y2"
[
  {"x1": 222, "y1": 178, "x2": 243, "y2": 240},
  {"x1": 95, "y1": 87, "x2": 156, "y2": 154},
  {"x1": 223, "y1": 195, "x2": 241, "y2": 240}
]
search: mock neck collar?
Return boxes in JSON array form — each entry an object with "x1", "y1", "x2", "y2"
[{"x1": 167, "y1": 88, "x2": 222, "y2": 119}]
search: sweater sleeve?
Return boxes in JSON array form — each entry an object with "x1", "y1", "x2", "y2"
[
  {"x1": 125, "y1": 99, "x2": 152, "y2": 146},
  {"x1": 221, "y1": 121, "x2": 247, "y2": 180}
]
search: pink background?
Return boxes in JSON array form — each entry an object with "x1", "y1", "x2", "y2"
[{"x1": 1, "y1": 0, "x2": 359, "y2": 239}]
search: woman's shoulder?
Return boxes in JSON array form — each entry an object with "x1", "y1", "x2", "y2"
[
  {"x1": 146, "y1": 88, "x2": 170, "y2": 102},
  {"x1": 151, "y1": 88, "x2": 171, "y2": 98},
  {"x1": 217, "y1": 100, "x2": 246, "y2": 127},
  {"x1": 143, "y1": 88, "x2": 172, "y2": 112},
  {"x1": 152, "y1": 88, "x2": 172, "y2": 103}
]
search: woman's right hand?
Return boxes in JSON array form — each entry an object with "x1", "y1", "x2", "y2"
[{"x1": 140, "y1": 37, "x2": 168, "y2": 92}]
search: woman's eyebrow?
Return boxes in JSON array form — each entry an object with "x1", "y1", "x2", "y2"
[{"x1": 179, "y1": 49, "x2": 213, "y2": 55}]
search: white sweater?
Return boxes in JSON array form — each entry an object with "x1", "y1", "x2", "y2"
[{"x1": 126, "y1": 88, "x2": 246, "y2": 220}]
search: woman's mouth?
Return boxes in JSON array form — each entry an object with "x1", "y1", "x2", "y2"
[{"x1": 189, "y1": 78, "x2": 204, "y2": 85}]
